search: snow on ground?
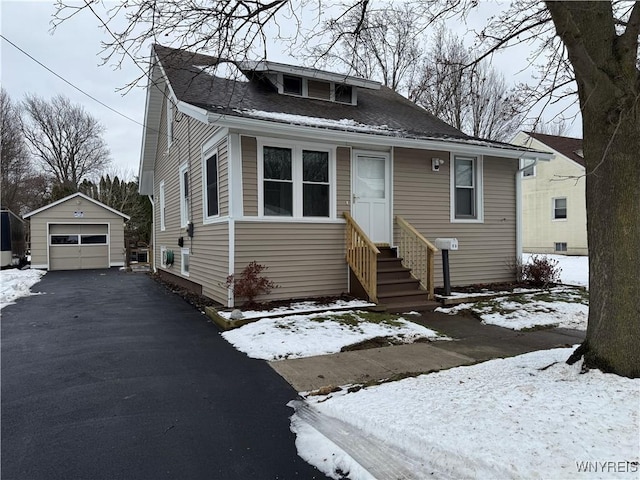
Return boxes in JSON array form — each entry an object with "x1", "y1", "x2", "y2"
[
  {"x1": 216, "y1": 299, "x2": 375, "y2": 320},
  {"x1": 437, "y1": 287, "x2": 589, "y2": 331},
  {"x1": 293, "y1": 347, "x2": 640, "y2": 480},
  {"x1": 524, "y1": 253, "x2": 589, "y2": 288},
  {"x1": 0, "y1": 268, "x2": 46, "y2": 310},
  {"x1": 221, "y1": 310, "x2": 445, "y2": 360}
]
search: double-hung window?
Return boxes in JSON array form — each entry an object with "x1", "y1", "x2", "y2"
[
  {"x1": 260, "y1": 142, "x2": 332, "y2": 218},
  {"x1": 452, "y1": 155, "x2": 483, "y2": 221},
  {"x1": 203, "y1": 151, "x2": 219, "y2": 220},
  {"x1": 179, "y1": 164, "x2": 189, "y2": 227},
  {"x1": 553, "y1": 197, "x2": 567, "y2": 220}
]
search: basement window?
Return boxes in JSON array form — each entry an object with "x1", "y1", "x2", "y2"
[{"x1": 555, "y1": 242, "x2": 568, "y2": 253}]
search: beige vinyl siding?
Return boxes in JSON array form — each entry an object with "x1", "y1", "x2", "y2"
[
  {"x1": 336, "y1": 147, "x2": 351, "y2": 217},
  {"x1": 307, "y1": 80, "x2": 331, "y2": 100},
  {"x1": 152, "y1": 91, "x2": 229, "y2": 300},
  {"x1": 28, "y1": 197, "x2": 125, "y2": 268},
  {"x1": 241, "y1": 136, "x2": 258, "y2": 216},
  {"x1": 234, "y1": 222, "x2": 347, "y2": 303},
  {"x1": 393, "y1": 147, "x2": 517, "y2": 286}
]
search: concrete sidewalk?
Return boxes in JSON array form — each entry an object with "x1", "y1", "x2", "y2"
[{"x1": 270, "y1": 311, "x2": 585, "y2": 392}]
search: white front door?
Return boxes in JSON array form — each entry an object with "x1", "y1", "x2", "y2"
[{"x1": 352, "y1": 151, "x2": 391, "y2": 244}]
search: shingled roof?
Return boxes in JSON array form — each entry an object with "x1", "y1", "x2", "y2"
[
  {"x1": 527, "y1": 132, "x2": 585, "y2": 168},
  {"x1": 153, "y1": 44, "x2": 473, "y2": 141}
]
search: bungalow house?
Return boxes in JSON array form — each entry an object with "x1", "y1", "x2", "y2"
[
  {"x1": 139, "y1": 45, "x2": 550, "y2": 310},
  {"x1": 510, "y1": 132, "x2": 587, "y2": 256}
]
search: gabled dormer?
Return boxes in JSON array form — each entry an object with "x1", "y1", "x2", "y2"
[{"x1": 238, "y1": 60, "x2": 381, "y2": 106}]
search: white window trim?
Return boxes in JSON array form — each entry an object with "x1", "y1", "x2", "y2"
[
  {"x1": 521, "y1": 158, "x2": 536, "y2": 178},
  {"x1": 180, "y1": 247, "x2": 190, "y2": 276},
  {"x1": 257, "y1": 137, "x2": 336, "y2": 220},
  {"x1": 202, "y1": 147, "x2": 221, "y2": 223},
  {"x1": 160, "y1": 245, "x2": 167, "y2": 268},
  {"x1": 159, "y1": 180, "x2": 166, "y2": 231},
  {"x1": 552, "y1": 197, "x2": 568, "y2": 221},
  {"x1": 167, "y1": 101, "x2": 173, "y2": 149},
  {"x1": 179, "y1": 163, "x2": 189, "y2": 228},
  {"x1": 450, "y1": 153, "x2": 484, "y2": 223}
]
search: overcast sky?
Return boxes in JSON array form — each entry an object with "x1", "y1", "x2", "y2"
[{"x1": 2, "y1": 1, "x2": 580, "y2": 179}]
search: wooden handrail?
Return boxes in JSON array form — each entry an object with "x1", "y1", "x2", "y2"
[
  {"x1": 343, "y1": 212, "x2": 379, "y2": 303},
  {"x1": 395, "y1": 215, "x2": 438, "y2": 299}
]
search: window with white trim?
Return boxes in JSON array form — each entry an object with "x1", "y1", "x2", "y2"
[
  {"x1": 167, "y1": 101, "x2": 173, "y2": 148},
  {"x1": 555, "y1": 242, "x2": 568, "y2": 252},
  {"x1": 203, "y1": 150, "x2": 219, "y2": 219},
  {"x1": 452, "y1": 155, "x2": 483, "y2": 221},
  {"x1": 181, "y1": 248, "x2": 190, "y2": 276},
  {"x1": 521, "y1": 159, "x2": 536, "y2": 178},
  {"x1": 260, "y1": 142, "x2": 333, "y2": 218},
  {"x1": 179, "y1": 164, "x2": 189, "y2": 227},
  {"x1": 159, "y1": 181, "x2": 166, "y2": 231},
  {"x1": 553, "y1": 197, "x2": 567, "y2": 220}
]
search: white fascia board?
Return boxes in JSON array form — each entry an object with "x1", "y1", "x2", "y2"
[
  {"x1": 177, "y1": 101, "x2": 210, "y2": 123},
  {"x1": 207, "y1": 113, "x2": 553, "y2": 161},
  {"x1": 240, "y1": 60, "x2": 381, "y2": 90}
]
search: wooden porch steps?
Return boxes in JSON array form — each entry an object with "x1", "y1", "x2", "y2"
[{"x1": 375, "y1": 247, "x2": 438, "y2": 313}]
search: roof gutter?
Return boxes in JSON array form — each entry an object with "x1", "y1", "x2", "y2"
[{"x1": 204, "y1": 112, "x2": 553, "y2": 161}]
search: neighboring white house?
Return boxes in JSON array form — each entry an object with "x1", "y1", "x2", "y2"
[{"x1": 511, "y1": 131, "x2": 587, "y2": 256}]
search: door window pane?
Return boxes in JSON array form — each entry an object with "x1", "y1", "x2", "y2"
[
  {"x1": 356, "y1": 156, "x2": 385, "y2": 199},
  {"x1": 51, "y1": 235, "x2": 79, "y2": 245},
  {"x1": 81, "y1": 235, "x2": 107, "y2": 245}
]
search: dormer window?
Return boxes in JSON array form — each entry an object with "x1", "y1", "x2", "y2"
[
  {"x1": 334, "y1": 84, "x2": 353, "y2": 104},
  {"x1": 283, "y1": 75, "x2": 303, "y2": 95}
]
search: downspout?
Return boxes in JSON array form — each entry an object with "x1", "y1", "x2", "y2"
[
  {"x1": 148, "y1": 194, "x2": 156, "y2": 272},
  {"x1": 515, "y1": 159, "x2": 538, "y2": 263}
]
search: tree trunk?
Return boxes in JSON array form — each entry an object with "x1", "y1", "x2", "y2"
[
  {"x1": 547, "y1": 1, "x2": 640, "y2": 378},
  {"x1": 581, "y1": 94, "x2": 640, "y2": 378}
]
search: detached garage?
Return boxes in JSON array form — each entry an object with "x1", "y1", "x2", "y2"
[{"x1": 24, "y1": 192, "x2": 130, "y2": 271}]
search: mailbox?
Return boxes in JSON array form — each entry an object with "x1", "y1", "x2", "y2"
[{"x1": 435, "y1": 238, "x2": 459, "y2": 251}]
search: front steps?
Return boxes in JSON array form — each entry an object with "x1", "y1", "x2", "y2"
[{"x1": 375, "y1": 247, "x2": 440, "y2": 313}]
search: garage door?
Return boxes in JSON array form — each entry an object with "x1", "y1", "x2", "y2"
[{"x1": 49, "y1": 224, "x2": 109, "y2": 270}]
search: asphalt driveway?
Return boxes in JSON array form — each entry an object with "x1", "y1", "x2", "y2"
[{"x1": 1, "y1": 269, "x2": 326, "y2": 480}]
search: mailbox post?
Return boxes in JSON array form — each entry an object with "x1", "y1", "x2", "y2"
[{"x1": 435, "y1": 238, "x2": 459, "y2": 296}]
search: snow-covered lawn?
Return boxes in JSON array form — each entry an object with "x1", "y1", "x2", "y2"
[
  {"x1": 524, "y1": 253, "x2": 589, "y2": 288},
  {"x1": 437, "y1": 287, "x2": 589, "y2": 330},
  {"x1": 293, "y1": 347, "x2": 640, "y2": 480},
  {"x1": 437, "y1": 255, "x2": 590, "y2": 331},
  {"x1": 216, "y1": 299, "x2": 374, "y2": 320},
  {"x1": 221, "y1": 310, "x2": 446, "y2": 360},
  {"x1": 0, "y1": 268, "x2": 46, "y2": 310}
]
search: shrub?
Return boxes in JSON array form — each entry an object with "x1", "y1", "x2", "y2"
[
  {"x1": 225, "y1": 261, "x2": 278, "y2": 306},
  {"x1": 521, "y1": 255, "x2": 562, "y2": 287}
]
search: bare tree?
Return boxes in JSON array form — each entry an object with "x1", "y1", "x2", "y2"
[
  {"x1": 0, "y1": 89, "x2": 47, "y2": 214},
  {"x1": 307, "y1": 2, "x2": 423, "y2": 94},
  {"x1": 52, "y1": 0, "x2": 639, "y2": 377},
  {"x1": 22, "y1": 94, "x2": 110, "y2": 196},
  {"x1": 410, "y1": 27, "x2": 525, "y2": 141}
]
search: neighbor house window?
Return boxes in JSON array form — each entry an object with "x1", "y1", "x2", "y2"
[
  {"x1": 260, "y1": 142, "x2": 333, "y2": 218},
  {"x1": 159, "y1": 181, "x2": 166, "y2": 231},
  {"x1": 181, "y1": 248, "x2": 190, "y2": 276},
  {"x1": 452, "y1": 155, "x2": 483, "y2": 221},
  {"x1": 555, "y1": 242, "x2": 568, "y2": 252},
  {"x1": 521, "y1": 159, "x2": 536, "y2": 177},
  {"x1": 203, "y1": 151, "x2": 219, "y2": 219},
  {"x1": 179, "y1": 164, "x2": 189, "y2": 227},
  {"x1": 553, "y1": 197, "x2": 567, "y2": 220}
]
